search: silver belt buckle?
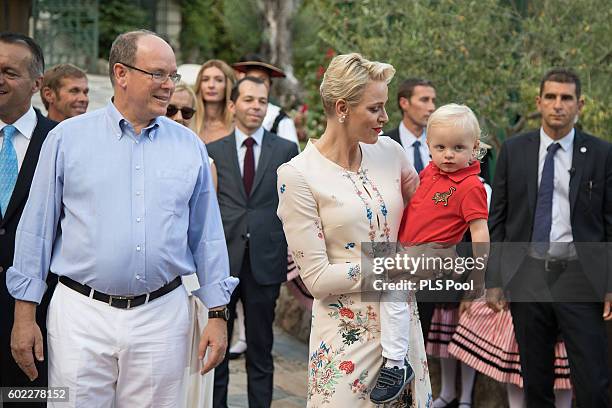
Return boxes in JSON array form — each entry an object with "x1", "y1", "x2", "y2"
[{"x1": 108, "y1": 295, "x2": 135, "y2": 309}]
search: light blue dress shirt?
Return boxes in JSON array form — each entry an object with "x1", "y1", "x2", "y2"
[{"x1": 7, "y1": 102, "x2": 238, "y2": 309}]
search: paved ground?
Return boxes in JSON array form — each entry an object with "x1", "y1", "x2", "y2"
[{"x1": 228, "y1": 326, "x2": 308, "y2": 407}]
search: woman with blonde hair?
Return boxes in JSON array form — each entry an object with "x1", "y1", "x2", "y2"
[
  {"x1": 277, "y1": 53, "x2": 432, "y2": 407},
  {"x1": 193, "y1": 59, "x2": 235, "y2": 143}
]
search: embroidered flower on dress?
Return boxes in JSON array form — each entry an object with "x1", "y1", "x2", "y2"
[
  {"x1": 307, "y1": 341, "x2": 346, "y2": 404},
  {"x1": 339, "y1": 307, "x2": 355, "y2": 319},
  {"x1": 344, "y1": 242, "x2": 356, "y2": 249},
  {"x1": 347, "y1": 264, "x2": 360, "y2": 282},
  {"x1": 328, "y1": 296, "x2": 380, "y2": 346},
  {"x1": 314, "y1": 219, "x2": 324, "y2": 239},
  {"x1": 349, "y1": 370, "x2": 370, "y2": 400},
  {"x1": 339, "y1": 360, "x2": 355, "y2": 374},
  {"x1": 280, "y1": 184, "x2": 286, "y2": 194}
]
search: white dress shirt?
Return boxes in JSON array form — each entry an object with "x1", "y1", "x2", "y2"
[
  {"x1": 537, "y1": 127, "x2": 576, "y2": 259},
  {"x1": 235, "y1": 126, "x2": 265, "y2": 176},
  {"x1": 0, "y1": 106, "x2": 37, "y2": 172},
  {"x1": 263, "y1": 102, "x2": 300, "y2": 151},
  {"x1": 398, "y1": 121, "x2": 430, "y2": 168}
]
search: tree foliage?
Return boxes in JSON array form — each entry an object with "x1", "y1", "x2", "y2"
[
  {"x1": 179, "y1": 0, "x2": 262, "y2": 63},
  {"x1": 305, "y1": 0, "x2": 611, "y2": 147},
  {"x1": 98, "y1": 0, "x2": 150, "y2": 60}
]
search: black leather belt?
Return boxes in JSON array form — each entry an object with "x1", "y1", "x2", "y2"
[
  {"x1": 527, "y1": 256, "x2": 578, "y2": 273},
  {"x1": 58, "y1": 276, "x2": 182, "y2": 309}
]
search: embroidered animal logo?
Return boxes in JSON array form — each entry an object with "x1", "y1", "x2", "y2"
[{"x1": 432, "y1": 186, "x2": 456, "y2": 206}]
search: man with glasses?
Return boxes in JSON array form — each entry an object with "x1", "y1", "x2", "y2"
[{"x1": 8, "y1": 30, "x2": 237, "y2": 405}]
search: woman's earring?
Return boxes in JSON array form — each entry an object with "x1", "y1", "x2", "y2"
[{"x1": 339, "y1": 114, "x2": 347, "y2": 124}]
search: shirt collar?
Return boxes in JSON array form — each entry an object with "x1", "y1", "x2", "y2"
[
  {"x1": 105, "y1": 100, "x2": 160, "y2": 141},
  {"x1": 539, "y1": 127, "x2": 574, "y2": 153},
  {"x1": 430, "y1": 160, "x2": 481, "y2": 183},
  {"x1": 399, "y1": 121, "x2": 426, "y2": 145},
  {"x1": 0, "y1": 106, "x2": 37, "y2": 140},
  {"x1": 235, "y1": 126, "x2": 264, "y2": 149}
]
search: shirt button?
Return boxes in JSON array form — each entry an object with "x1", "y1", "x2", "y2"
[
  {"x1": 0, "y1": 228, "x2": 5, "y2": 235},
  {"x1": 136, "y1": 245, "x2": 141, "y2": 251},
  {"x1": 136, "y1": 165, "x2": 141, "y2": 170},
  {"x1": 136, "y1": 217, "x2": 142, "y2": 223},
  {"x1": 136, "y1": 274, "x2": 141, "y2": 280},
  {"x1": 0, "y1": 266, "x2": 4, "y2": 273},
  {"x1": 136, "y1": 191, "x2": 141, "y2": 196}
]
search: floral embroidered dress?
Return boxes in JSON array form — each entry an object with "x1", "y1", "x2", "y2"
[{"x1": 277, "y1": 137, "x2": 433, "y2": 407}]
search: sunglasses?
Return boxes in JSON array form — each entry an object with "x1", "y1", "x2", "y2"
[{"x1": 166, "y1": 104, "x2": 196, "y2": 120}]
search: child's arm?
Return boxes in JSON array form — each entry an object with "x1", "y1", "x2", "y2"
[{"x1": 464, "y1": 218, "x2": 489, "y2": 301}]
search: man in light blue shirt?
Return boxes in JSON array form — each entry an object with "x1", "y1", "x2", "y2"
[{"x1": 8, "y1": 30, "x2": 238, "y2": 404}]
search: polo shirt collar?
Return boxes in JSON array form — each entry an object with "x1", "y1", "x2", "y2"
[{"x1": 431, "y1": 160, "x2": 481, "y2": 183}]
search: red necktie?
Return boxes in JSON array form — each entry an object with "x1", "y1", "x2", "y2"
[{"x1": 243, "y1": 138, "x2": 255, "y2": 196}]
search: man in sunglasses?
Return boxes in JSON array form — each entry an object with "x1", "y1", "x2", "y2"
[{"x1": 8, "y1": 29, "x2": 238, "y2": 405}]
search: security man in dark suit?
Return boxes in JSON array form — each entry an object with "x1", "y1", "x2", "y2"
[
  {"x1": 209, "y1": 76, "x2": 298, "y2": 408},
  {"x1": 486, "y1": 68, "x2": 612, "y2": 407},
  {"x1": 0, "y1": 32, "x2": 57, "y2": 408}
]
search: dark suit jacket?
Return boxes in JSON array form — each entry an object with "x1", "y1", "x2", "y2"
[
  {"x1": 207, "y1": 130, "x2": 299, "y2": 286},
  {"x1": 384, "y1": 127, "x2": 403, "y2": 148},
  {"x1": 487, "y1": 129, "x2": 612, "y2": 297},
  {"x1": 1, "y1": 109, "x2": 57, "y2": 387}
]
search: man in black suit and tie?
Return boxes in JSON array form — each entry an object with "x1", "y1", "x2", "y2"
[
  {"x1": 385, "y1": 78, "x2": 436, "y2": 174},
  {"x1": 0, "y1": 33, "x2": 57, "y2": 407},
  {"x1": 486, "y1": 68, "x2": 612, "y2": 407},
  {"x1": 209, "y1": 76, "x2": 299, "y2": 408}
]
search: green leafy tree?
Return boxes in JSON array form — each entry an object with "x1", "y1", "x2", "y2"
[
  {"x1": 98, "y1": 0, "x2": 149, "y2": 60},
  {"x1": 305, "y1": 0, "x2": 611, "y2": 147}
]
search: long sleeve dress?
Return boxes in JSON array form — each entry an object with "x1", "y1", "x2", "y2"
[{"x1": 277, "y1": 137, "x2": 433, "y2": 407}]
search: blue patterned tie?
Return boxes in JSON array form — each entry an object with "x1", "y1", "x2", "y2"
[
  {"x1": 532, "y1": 142, "x2": 561, "y2": 256},
  {"x1": 0, "y1": 125, "x2": 18, "y2": 216},
  {"x1": 413, "y1": 140, "x2": 424, "y2": 174}
]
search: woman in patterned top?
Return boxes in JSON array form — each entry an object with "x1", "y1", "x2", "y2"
[{"x1": 277, "y1": 53, "x2": 432, "y2": 407}]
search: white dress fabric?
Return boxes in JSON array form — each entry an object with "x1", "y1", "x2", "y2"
[{"x1": 277, "y1": 138, "x2": 433, "y2": 407}]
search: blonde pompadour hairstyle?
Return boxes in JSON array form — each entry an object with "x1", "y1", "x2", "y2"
[
  {"x1": 319, "y1": 53, "x2": 395, "y2": 114},
  {"x1": 427, "y1": 103, "x2": 481, "y2": 141}
]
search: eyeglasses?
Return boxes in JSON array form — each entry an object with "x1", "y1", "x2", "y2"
[
  {"x1": 119, "y1": 62, "x2": 181, "y2": 84},
  {"x1": 166, "y1": 104, "x2": 196, "y2": 119}
]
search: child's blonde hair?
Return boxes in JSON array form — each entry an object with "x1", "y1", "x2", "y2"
[{"x1": 427, "y1": 103, "x2": 481, "y2": 141}]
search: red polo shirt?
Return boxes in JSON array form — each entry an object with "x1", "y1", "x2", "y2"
[{"x1": 399, "y1": 161, "x2": 488, "y2": 245}]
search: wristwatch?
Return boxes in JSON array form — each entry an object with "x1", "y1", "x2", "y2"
[{"x1": 208, "y1": 307, "x2": 230, "y2": 321}]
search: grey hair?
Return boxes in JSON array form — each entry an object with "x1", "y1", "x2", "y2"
[{"x1": 108, "y1": 29, "x2": 160, "y2": 85}]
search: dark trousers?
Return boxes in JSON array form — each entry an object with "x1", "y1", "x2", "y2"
[
  {"x1": 0, "y1": 274, "x2": 56, "y2": 408},
  {"x1": 511, "y1": 301, "x2": 610, "y2": 408},
  {"x1": 213, "y1": 250, "x2": 281, "y2": 408},
  {"x1": 416, "y1": 291, "x2": 436, "y2": 342}
]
